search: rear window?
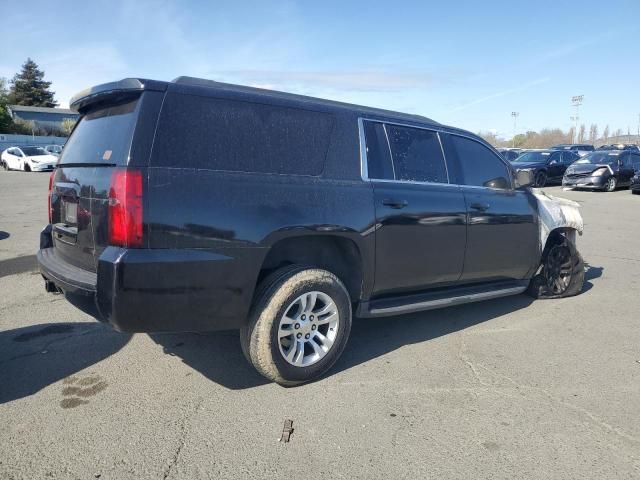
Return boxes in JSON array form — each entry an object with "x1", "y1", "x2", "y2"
[
  {"x1": 151, "y1": 93, "x2": 334, "y2": 175},
  {"x1": 58, "y1": 98, "x2": 139, "y2": 166}
]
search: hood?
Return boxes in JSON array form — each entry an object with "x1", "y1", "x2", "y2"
[
  {"x1": 567, "y1": 163, "x2": 613, "y2": 175},
  {"x1": 26, "y1": 154, "x2": 58, "y2": 163},
  {"x1": 511, "y1": 161, "x2": 546, "y2": 169}
]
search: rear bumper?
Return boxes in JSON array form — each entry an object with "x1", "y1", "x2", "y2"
[{"x1": 37, "y1": 226, "x2": 262, "y2": 333}]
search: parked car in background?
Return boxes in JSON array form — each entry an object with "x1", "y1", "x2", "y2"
[
  {"x1": 1, "y1": 146, "x2": 58, "y2": 172},
  {"x1": 597, "y1": 144, "x2": 640, "y2": 152},
  {"x1": 551, "y1": 144, "x2": 595, "y2": 157},
  {"x1": 37, "y1": 77, "x2": 586, "y2": 385},
  {"x1": 631, "y1": 170, "x2": 640, "y2": 195},
  {"x1": 510, "y1": 149, "x2": 580, "y2": 187},
  {"x1": 496, "y1": 148, "x2": 522, "y2": 161},
  {"x1": 44, "y1": 145, "x2": 63, "y2": 156},
  {"x1": 563, "y1": 150, "x2": 640, "y2": 191}
]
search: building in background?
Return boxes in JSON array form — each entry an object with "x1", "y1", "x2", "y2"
[{"x1": 7, "y1": 105, "x2": 78, "y2": 132}]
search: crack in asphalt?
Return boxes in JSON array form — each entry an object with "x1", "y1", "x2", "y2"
[
  {"x1": 162, "y1": 398, "x2": 204, "y2": 480},
  {"x1": 458, "y1": 332, "x2": 640, "y2": 449}
]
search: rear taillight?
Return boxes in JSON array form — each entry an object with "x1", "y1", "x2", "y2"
[
  {"x1": 48, "y1": 171, "x2": 54, "y2": 223},
  {"x1": 108, "y1": 169, "x2": 143, "y2": 247}
]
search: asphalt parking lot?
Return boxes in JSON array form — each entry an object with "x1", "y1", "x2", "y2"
[{"x1": 1, "y1": 170, "x2": 639, "y2": 480}]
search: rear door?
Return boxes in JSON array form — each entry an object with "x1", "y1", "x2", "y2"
[
  {"x1": 443, "y1": 133, "x2": 538, "y2": 283},
  {"x1": 51, "y1": 92, "x2": 161, "y2": 272},
  {"x1": 362, "y1": 120, "x2": 467, "y2": 296}
]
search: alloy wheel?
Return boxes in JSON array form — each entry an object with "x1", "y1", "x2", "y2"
[
  {"x1": 277, "y1": 291, "x2": 340, "y2": 367},
  {"x1": 605, "y1": 177, "x2": 616, "y2": 192},
  {"x1": 543, "y1": 244, "x2": 572, "y2": 295}
]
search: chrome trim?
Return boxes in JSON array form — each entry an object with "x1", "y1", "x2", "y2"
[
  {"x1": 357, "y1": 117, "x2": 369, "y2": 181},
  {"x1": 436, "y1": 132, "x2": 451, "y2": 184},
  {"x1": 369, "y1": 286, "x2": 527, "y2": 316},
  {"x1": 381, "y1": 123, "x2": 397, "y2": 180}
]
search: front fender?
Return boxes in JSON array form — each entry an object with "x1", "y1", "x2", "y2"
[{"x1": 532, "y1": 190, "x2": 583, "y2": 253}]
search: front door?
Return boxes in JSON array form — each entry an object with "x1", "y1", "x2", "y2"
[
  {"x1": 361, "y1": 120, "x2": 467, "y2": 296},
  {"x1": 443, "y1": 133, "x2": 539, "y2": 283}
]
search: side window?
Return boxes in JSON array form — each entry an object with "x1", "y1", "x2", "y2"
[
  {"x1": 362, "y1": 121, "x2": 394, "y2": 180},
  {"x1": 385, "y1": 124, "x2": 448, "y2": 183},
  {"x1": 152, "y1": 93, "x2": 334, "y2": 174},
  {"x1": 631, "y1": 154, "x2": 640, "y2": 170},
  {"x1": 549, "y1": 152, "x2": 561, "y2": 163},
  {"x1": 449, "y1": 135, "x2": 511, "y2": 189}
]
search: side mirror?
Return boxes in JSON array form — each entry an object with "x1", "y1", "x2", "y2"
[{"x1": 515, "y1": 169, "x2": 535, "y2": 188}]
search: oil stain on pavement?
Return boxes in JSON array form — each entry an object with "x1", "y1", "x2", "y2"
[{"x1": 60, "y1": 374, "x2": 108, "y2": 409}]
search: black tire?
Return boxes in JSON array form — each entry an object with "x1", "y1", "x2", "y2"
[
  {"x1": 632, "y1": 190, "x2": 640, "y2": 195},
  {"x1": 535, "y1": 171, "x2": 547, "y2": 188},
  {"x1": 23, "y1": 162, "x2": 31, "y2": 172},
  {"x1": 527, "y1": 235, "x2": 584, "y2": 299},
  {"x1": 604, "y1": 176, "x2": 616, "y2": 192},
  {"x1": 240, "y1": 265, "x2": 352, "y2": 386}
]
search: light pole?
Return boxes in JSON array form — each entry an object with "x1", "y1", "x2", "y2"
[
  {"x1": 511, "y1": 111, "x2": 519, "y2": 148},
  {"x1": 571, "y1": 95, "x2": 583, "y2": 143}
]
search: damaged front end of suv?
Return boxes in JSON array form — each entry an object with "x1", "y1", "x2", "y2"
[{"x1": 528, "y1": 191, "x2": 585, "y2": 299}]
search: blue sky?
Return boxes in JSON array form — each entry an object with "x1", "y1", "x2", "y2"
[{"x1": 2, "y1": 0, "x2": 639, "y2": 138}]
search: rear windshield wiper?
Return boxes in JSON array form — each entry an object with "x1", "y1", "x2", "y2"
[{"x1": 58, "y1": 162, "x2": 118, "y2": 168}]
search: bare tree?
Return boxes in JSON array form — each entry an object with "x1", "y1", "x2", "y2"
[
  {"x1": 603, "y1": 125, "x2": 610, "y2": 142},
  {"x1": 577, "y1": 124, "x2": 586, "y2": 143},
  {"x1": 588, "y1": 124, "x2": 598, "y2": 143},
  {"x1": 567, "y1": 126, "x2": 576, "y2": 145},
  {"x1": 614, "y1": 128, "x2": 623, "y2": 141}
]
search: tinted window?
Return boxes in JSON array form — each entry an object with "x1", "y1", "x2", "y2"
[
  {"x1": 153, "y1": 94, "x2": 334, "y2": 175},
  {"x1": 450, "y1": 135, "x2": 511, "y2": 189},
  {"x1": 363, "y1": 121, "x2": 394, "y2": 180},
  {"x1": 385, "y1": 125, "x2": 447, "y2": 183},
  {"x1": 59, "y1": 98, "x2": 139, "y2": 166},
  {"x1": 21, "y1": 146, "x2": 47, "y2": 156}
]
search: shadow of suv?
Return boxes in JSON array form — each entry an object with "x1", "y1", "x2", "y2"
[{"x1": 37, "y1": 77, "x2": 586, "y2": 385}]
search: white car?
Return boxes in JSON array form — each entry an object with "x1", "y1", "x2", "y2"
[{"x1": 1, "y1": 146, "x2": 58, "y2": 172}]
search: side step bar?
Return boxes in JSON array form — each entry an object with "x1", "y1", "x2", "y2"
[{"x1": 358, "y1": 282, "x2": 528, "y2": 318}]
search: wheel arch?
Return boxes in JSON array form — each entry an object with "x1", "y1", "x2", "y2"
[{"x1": 256, "y1": 234, "x2": 366, "y2": 303}]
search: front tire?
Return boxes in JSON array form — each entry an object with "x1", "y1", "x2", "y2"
[
  {"x1": 241, "y1": 266, "x2": 352, "y2": 386},
  {"x1": 604, "y1": 177, "x2": 616, "y2": 192},
  {"x1": 23, "y1": 162, "x2": 31, "y2": 172},
  {"x1": 535, "y1": 171, "x2": 547, "y2": 188},
  {"x1": 527, "y1": 235, "x2": 584, "y2": 299}
]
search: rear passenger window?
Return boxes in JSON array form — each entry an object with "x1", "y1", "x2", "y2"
[
  {"x1": 449, "y1": 135, "x2": 511, "y2": 189},
  {"x1": 385, "y1": 125, "x2": 448, "y2": 183},
  {"x1": 362, "y1": 121, "x2": 394, "y2": 180},
  {"x1": 152, "y1": 93, "x2": 334, "y2": 175}
]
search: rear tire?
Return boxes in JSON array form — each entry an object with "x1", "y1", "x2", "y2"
[
  {"x1": 604, "y1": 177, "x2": 616, "y2": 192},
  {"x1": 527, "y1": 235, "x2": 584, "y2": 299},
  {"x1": 240, "y1": 265, "x2": 352, "y2": 386}
]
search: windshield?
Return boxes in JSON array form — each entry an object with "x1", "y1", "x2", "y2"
[
  {"x1": 21, "y1": 147, "x2": 47, "y2": 156},
  {"x1": 47, "y1": 145, "x2": 62, "y2": 152},
  {"x1": 512, "y1": 151, "x2": 552, "y2": 163},
  {"x1": 575, "y1": 152, "x2": 619, "y2": 164}
]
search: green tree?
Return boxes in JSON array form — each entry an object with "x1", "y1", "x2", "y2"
[
  {"x1": 8, "y1": 58, "x2": 58, "y2": 107},
  {"x1": 61, "y1": 118, "x2": 77, "y2": 136},
  {"x1": 0, "y1": 78, "x2": 12, "y2": 132}
]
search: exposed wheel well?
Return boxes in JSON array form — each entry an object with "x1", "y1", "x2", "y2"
[
  {"x1": 542, "y1": 228, "x2": 577, "y2": 258},
  {"x1": 257, "y1": 236, "x2": 363, "y2": 302}
]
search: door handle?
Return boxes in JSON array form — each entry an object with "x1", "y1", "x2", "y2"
[
  {"x1": 470, "y1": 202, "x2": 490, "y2": 211},
  {"x1": 382, "y1": 198, "x2": 408, "y2": 209}
]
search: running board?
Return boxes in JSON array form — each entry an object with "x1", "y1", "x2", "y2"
[{"x1": 358, "y1": 282, "x2": 528, "y2": 318}]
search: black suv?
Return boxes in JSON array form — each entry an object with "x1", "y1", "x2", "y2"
[
  {"x1": 510, "y1": 149, "x2": 580, "y2": 187},
  {"x1": 37, "y1": 78, "x2": 586, "y2": 385},
  {"x1": 563, "y1": 150, "x2": 640, "y2": 191}
]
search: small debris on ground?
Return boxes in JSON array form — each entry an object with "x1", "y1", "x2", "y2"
[{"x1": 279, "y1": 419, "x2": 294, "y2": 443}]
